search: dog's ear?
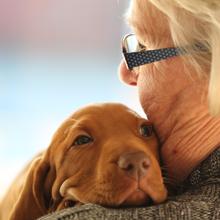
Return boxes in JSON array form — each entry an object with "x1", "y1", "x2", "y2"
[
  {"x1": 9, "y1": 155, "x2": 56, "y2": 220},
  {"x1": 32, "y1": 155, "x2": 56, "y2": 212}
]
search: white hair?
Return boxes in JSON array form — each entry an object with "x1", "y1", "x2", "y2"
[{"x1": 129, "y1": 0, "x2": 220, "y2": 116}]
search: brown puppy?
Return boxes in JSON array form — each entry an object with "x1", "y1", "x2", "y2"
[{"x1": 0, "y1": 103, "x2": 167, "y2": 220}]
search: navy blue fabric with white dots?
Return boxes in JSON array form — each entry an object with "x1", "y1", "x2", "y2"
[
  {"x1": 123, "y1": 43, "x2": 207, "y2": 70},
  {"x1": 123, "y1": 47, "x2": 184, "y2": 70}
]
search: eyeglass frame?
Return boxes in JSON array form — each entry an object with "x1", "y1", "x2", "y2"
[{"x1": 122, "y1": 34, "x2": 207, "y2": 70}]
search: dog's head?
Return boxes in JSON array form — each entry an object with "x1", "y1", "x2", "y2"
[{"x1": 34, "y1": 103, "x2": 167, "y2": 212}]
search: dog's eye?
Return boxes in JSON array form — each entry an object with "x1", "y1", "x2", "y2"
[
  {"x1": 140, "y1": 124, "x2": 153, "y2": 137},
  {"x1": 73, "y1": 135, "x2": 93, "y2": 146}
]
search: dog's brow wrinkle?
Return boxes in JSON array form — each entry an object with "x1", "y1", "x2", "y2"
[
  {"x1": 63, "y1": 119, "x2": 81, "y2": 135},
  {"x1": 70, "y1": 118, "x2": 78, "y2": 122},
  {"x1": 64, "y1": 127, "x2": 71, "y2": 135}
]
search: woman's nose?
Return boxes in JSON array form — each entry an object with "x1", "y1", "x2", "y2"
[{"x1": 118, "y1": 60, "x2": 138, "y2": 86}]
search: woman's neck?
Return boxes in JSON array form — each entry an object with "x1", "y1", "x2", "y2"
[{"x1": 147, "y1": 81, "x2": 220, "y2": 183}]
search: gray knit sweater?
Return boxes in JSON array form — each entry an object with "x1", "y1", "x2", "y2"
[{"x1": 39, "y1": 148, "x2": 220, "y2": 220}]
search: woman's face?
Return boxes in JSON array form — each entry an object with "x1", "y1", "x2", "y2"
[
  {"x1": 118, "y1": 0, "x2": 198, "y2": 122},
  {"x1": 118, "y1": 1, "x2": 215, "y2": 182}
]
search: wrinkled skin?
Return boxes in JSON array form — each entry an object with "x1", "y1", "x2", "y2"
[{"x1": 119, "y1": 0, "x2": 220, "y2": 182}]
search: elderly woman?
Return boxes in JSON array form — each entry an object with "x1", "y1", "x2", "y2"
[{"x1": 40, "y1": 0, "x2": 220, "y2": 219}]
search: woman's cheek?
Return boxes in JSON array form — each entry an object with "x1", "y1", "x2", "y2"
[
  {"x1": 136, "y1": 65, "x2": 158, "y2": 101},
  {"x1": 136, "y1": 72, "x2": 154, "y2": 114}
]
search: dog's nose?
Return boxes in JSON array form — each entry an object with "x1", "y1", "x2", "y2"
[{"x1": 117, "y1": 152, "x2": 151, "y2": 180}]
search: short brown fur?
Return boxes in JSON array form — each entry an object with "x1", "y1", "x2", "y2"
[{"x1": 0, "y1": 103, "x2": 167, "y2": 220}]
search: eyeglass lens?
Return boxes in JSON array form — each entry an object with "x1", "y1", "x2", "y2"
[{"x1": 124, "y1": 35, "x2": 141, "y2": 53}]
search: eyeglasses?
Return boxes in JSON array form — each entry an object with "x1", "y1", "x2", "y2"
[{"x1": 122, "y1": 34, "x2": 207, "y2": 70}]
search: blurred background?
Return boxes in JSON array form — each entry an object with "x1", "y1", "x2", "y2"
[{"x1": 0, "y1": 0, "x2": 144, "y2": 196}]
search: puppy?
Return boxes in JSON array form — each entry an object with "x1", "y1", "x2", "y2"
[{"x1": 0, "y1": 103, "x2": 167, "y2": 220}]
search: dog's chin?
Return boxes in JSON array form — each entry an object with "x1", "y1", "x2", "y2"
[
  {"x1": 108, "y1": 183, "x2": 167, "y2": 207},
  {"x1": 63, "y1": 180, "x2": 167, "y2": 208},
  {"x1": 63, "y1": 186, "x2": 150, "y2": 208},
  {"x1": 119, "y1": 189, "x2": 150, "y2": 207},
  {"x1": 116, "y1": 177, "x2": 167, "y2": 207}
]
